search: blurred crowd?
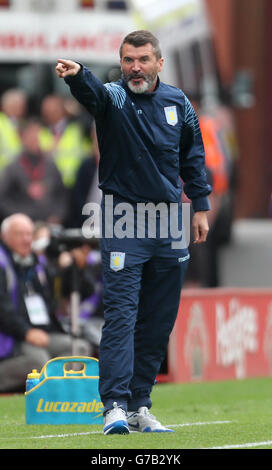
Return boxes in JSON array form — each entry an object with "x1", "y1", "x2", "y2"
[
  {"x1": 0, "y1": 88, "x2": 101, "y2": 227},
  {"x1": 0, "y1": 88, "x2": 104, "y2": 392},
  {"x1": 184, "y1": 96, "x2": 238, "y2": 289},
  {"x1": 0, "y1": 86, "x2": 237, "y2": 392}
]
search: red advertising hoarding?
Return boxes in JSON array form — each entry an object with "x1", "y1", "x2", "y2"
[{"x1": 159, "y1": 288, "x2": 272, "y2": 383}]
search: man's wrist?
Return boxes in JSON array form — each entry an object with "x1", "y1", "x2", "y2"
[
  {"x1": 191, "y1": 196, "x2": 210, "y2": 212},
  {"x1": 64, "y1": 62, "x2": 83, "y2": 82}
]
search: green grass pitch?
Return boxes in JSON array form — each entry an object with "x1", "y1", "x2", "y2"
[{"x1": 0, "y1": 377, "x2": 272, "y2": 450}]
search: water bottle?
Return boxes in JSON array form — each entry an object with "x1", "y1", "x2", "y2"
[{"x1": 26, "y1": 369, "x2": 40, "y2": 391}]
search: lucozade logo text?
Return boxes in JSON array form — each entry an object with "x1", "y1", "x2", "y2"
[{"x1": 36, "y1": 398, "x2": 103, "y2": 414}]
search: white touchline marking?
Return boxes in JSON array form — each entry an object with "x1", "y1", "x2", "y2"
[
  {"x1": 25, "y1": 420, "x2": 233, "y2": 440},
  {"x1": 33, "y1": 431, "x2": 102, "y2": 438},
  {"x1": 0, "y1": 420, "x2": 233, "y2": 441},
  {"x1": 0, "y1": 431, "x2": 103, "y2": 440},
  {"x1": 209, "y1": 441, "x2": 272, "y2": 449},
  {"x1": 168, "y1": 420, "x2": 233, "y2": 428}
]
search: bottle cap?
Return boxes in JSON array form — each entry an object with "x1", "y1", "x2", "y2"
[{"x1": 27, "y1": 369, "x2": 40, "y2": 379}]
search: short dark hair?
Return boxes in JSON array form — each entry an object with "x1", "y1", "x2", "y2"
[
  {"x1": 119, "y1": 30, "x2": 162, "y2": 60},
  {"x1": 21, "y1": 117, "x2": 41, "y2": 133}
]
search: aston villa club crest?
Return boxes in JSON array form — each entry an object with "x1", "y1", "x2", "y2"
[
  {"x1": 110, "y1": 252, "x2": 125, "y2": 271},
  {"x1": 164, "y1": 106, "x2": 178, "y2": 126}
]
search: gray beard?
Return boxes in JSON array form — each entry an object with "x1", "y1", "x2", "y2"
[
  {"x1": 13, "y1": 252, "x2": 34, "y2": 266},
  {"x1": 124, "y1": 73, "x2": 157, "y2": 94},
  {"x1": 127, "y1": 79, "x2": 151, "y2": 94}
]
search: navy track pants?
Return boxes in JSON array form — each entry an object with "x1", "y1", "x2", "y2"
[{"x1": 98, "y1": 193, "x2": 189, "y2": 413}]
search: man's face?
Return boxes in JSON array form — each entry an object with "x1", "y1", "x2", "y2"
[
  {"x1": 120, "y1": 43, "x2": 164, "y2": 94},
  {"x1": 41, "y1": 97, "x2": 65, "y2": 126},
  {"x1": 4, "y1": 219, "x2": 34, "y2": 258},
  {"x1": 21, "y1": 124, "x2": 41, "y2": 155}
]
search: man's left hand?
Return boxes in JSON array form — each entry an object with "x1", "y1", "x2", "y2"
[{"x1": 192, "y1": 211, "x2": 209, "y2": 244}]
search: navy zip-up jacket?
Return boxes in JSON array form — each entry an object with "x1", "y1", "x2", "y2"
[{"x1": 65, "y1": 66, "x2": 211, "y2": 211}]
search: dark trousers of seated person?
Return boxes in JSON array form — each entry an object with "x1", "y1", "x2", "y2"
[{"x1": 0, "y1": 333, "x2": 90, "y2": 392}]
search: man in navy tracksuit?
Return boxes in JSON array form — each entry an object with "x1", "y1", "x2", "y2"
[{"x1": 56, "y1": 30, "x2": 211, "y2": 435}]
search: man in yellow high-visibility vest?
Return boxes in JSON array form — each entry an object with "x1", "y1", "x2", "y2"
[
  {"x1": 40, "y1": 95, "x2": 91, "y2": 189},
  {"x1": 0, "y1": 89, "x2": 27, "y2": 172}
]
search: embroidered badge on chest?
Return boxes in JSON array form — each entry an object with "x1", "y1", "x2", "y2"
[
  {"x1": 110, "y1": 252, "x2": 125, "y2": 271},
  {"x1": 164, "y1": 106, "x2": 178, "y2": 126}
]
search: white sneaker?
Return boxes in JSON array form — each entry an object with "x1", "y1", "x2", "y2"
[
  {"x1": 104, "y1": 402, "x2": 129, "y2": 435},
  {"x1": 127, "y1": 406, "x2": 174, "y2": 433}
]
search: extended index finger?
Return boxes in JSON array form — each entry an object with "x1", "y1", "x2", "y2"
[{"x1": 57, "y1": 58, "x2": 72, "y2": 67}]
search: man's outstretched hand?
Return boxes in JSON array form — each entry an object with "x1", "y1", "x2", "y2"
[{"x1": 55, "y1": 59, "x2": 81, "y2": 78}]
